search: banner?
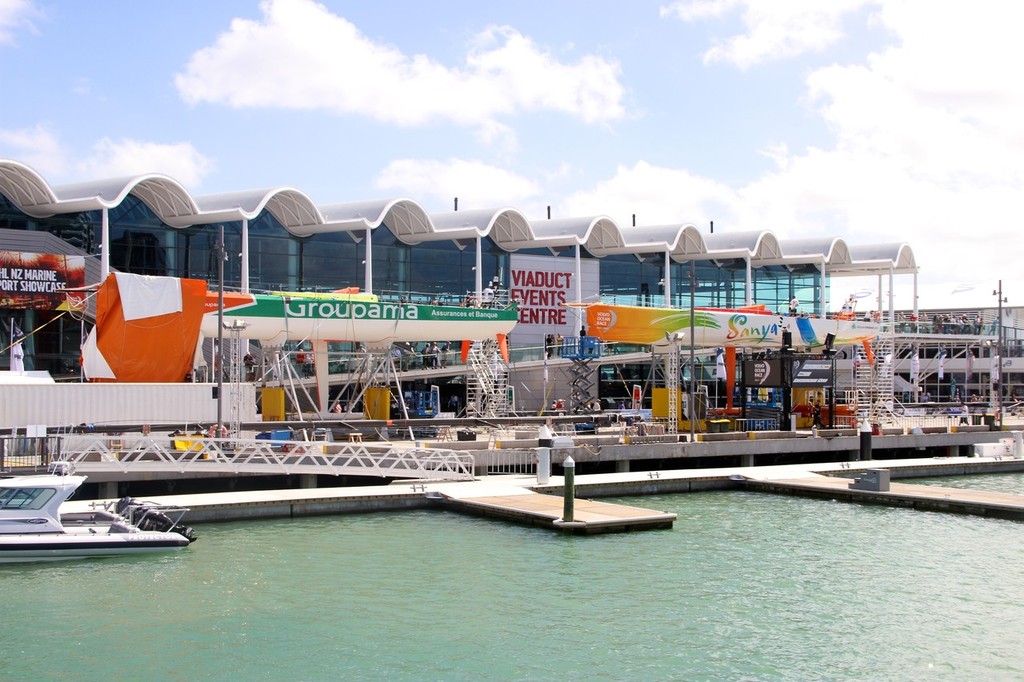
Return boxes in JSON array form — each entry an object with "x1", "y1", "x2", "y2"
[
  {"x1": 0, "y1": 251, "x2": 86, "y2": 310},
  {"x1": 742, "y1": 358, "x2": 784, "y2": 388},
  {"x1": 9, "y1": 321, "x2": 24, "y2": 372},
  {"x1": 791, "y1": 358, "x2": 834, "y2": 387},
  {"x1": 715, "y1": 348, "x2": 726, "y2": 380}
]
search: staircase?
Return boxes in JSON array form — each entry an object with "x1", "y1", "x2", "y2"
[
  {"x1": 465, "y1": 339, "x2": 509, "y2": 417},
  {"x1": 854, "y1": 322, "x2": 895, "y2": 422}
]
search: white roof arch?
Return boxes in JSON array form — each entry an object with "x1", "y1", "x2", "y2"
[
  {"x1": 759, "y1": 237, "x2": 853, "y2": 269},
  {"x1": 703, "y1": 230, "x2": 783, "y2": 263},
  {"x1": 525, "y1": 216, "x2": 620, "y2": 254},
  {"x1": 50, "y1": 175, "x2": 200, "y2": 226},
  {"x1": 193, "y1": 188, "x2": 323, "y2": 233},
  {"x1": 671, "y1": 224, "x2": 709, "y2": 259},
  {"x1": 307, "y1": 198, "x2": 432, "y2": 242},
  {"x1": 0, "y1": 159, "x2": 59, "y2": 216},
  {"x1": 473, "y1": 208, "x2": 533, "y2": 251},
  {"x1": 841, "y1": 243, "x2": 918, "y2": 275}
]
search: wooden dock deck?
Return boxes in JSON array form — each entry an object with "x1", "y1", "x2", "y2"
[
  {"x1": 434, "y1": 485, "x2": 676, "y2": 534},
  {"x1": 741, "y1": 472, "x2": 1024, "y2": 521}
]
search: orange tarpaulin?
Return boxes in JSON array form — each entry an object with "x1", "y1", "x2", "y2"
[{"x1": 90, "y1": 274, "x2": 207, "y2": 382}]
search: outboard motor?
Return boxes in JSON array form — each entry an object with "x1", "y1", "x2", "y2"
[{"x1": 115, "y1": 496, "x2": 198, "y2": 543}]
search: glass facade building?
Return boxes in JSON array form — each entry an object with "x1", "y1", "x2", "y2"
[{"x1": 0, "y1": 160, "x2": 918, "y2": 384}]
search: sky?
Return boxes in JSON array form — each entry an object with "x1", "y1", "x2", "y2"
[{"x1": 0, "y1": 0, "x2": 1020, "y2": 311}]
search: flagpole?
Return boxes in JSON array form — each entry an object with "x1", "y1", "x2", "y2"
[{"x1": 216, "y1": 225, "x2": 225, "y2": 433}]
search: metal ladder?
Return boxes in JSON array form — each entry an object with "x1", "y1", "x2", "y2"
[{"x1": 664, "y1": 347, "x2": 680, "y2": 434}]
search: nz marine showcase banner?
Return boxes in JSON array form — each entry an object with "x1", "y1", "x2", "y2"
[{"x1": 0, "y1": 251, "x2": 86, "y2": 310}]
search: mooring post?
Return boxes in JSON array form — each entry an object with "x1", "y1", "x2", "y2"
[
  {"x1": 859, "y1": 420, "x2": 872, "y2": 461},
  {"x1": 537, "y1": 423, "x2": 552, "y2": 484},
  {"x1": 562, "y1": 455, "x2": 575, "y2": 522}
]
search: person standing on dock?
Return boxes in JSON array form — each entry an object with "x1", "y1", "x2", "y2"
[{"x1": 812, "y1": 400, "x2": 824, "y2": 429}]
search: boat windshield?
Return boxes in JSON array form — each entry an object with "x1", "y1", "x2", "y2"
[{"x1": 0, "y1": 487, "x2": 57, "y2": 511}]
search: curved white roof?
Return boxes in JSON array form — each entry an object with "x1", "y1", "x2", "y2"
[
  {"x1": 704, "y1": 230, "x2": 784, "y2": 262},
  {"x1": 841, "y1": 243, "x2": 917, "y2": 275},
  {"x1": 0, "y1": 158, "x2": 918, "y2": 278},
  {"x1": 0, "y1": 160, "x2": 59, "y2": 215}
]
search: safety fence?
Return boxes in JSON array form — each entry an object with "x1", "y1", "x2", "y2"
[{"x1": 0, "y1": 435, "x2": 60, "y2": 470}]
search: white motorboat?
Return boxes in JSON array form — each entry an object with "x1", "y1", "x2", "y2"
[{"x1": 0, "y1": 474, "x2": 196, "y2": 563}]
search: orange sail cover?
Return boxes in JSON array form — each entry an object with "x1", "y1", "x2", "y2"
[{"x1": 85, "y1": 273, "x2": 207, "y2": 382}]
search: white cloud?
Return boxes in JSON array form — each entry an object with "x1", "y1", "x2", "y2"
[
  {"x1": 560, "y1": 161, "x2": 737, "y2": 227},
  {"x1": 0, "y1": 124, "x2": 67, "y2": 175},
  {"x1": 76, "y1": 138, "x2": 213, "y2": 188},
  {"x1": 0, "y1": 128, "x2": 213, "y2": 189},
  {"x1": 174, "y1": 0, "x2": 626, "y2": 135},
  {"x1": 662, "y1": 0, "x2": 874, "y2": 68},
  {"x1": 648, "y1": 1, "x2": 1024, "y2": 309},
  {"x1": 0, "y1": 0, "x2": 41, "y2": 45},
  {"x1": 375, "y1": 158, "x2": 541, "y2": 208}
]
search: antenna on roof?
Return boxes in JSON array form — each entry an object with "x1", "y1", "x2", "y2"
[
  {"x1": 454, "y1": 197, "x2": 458, "y2": 211},
  {"x1": 710, "y1": 220, "x2": 714, "y2": 234},
  {"x1": 632, "y1": 213, "x2": 636, "y2": 227},
  {"x1": 547, "y1": 205, "x2": 551, "y2": 219}
]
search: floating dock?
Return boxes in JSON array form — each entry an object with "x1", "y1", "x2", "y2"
[
  {"x1": 63, "y1": 475, "x2": 676, "y2": 535},
  {"x1": 741, "y1": 471, "x2": 1024, "y2": 521},
  {"x1": 431, "y1": 483, "x2": 676, "y2": 534},
  {"x1": 59, "y1": 456, "x2": 1024, "y2": 533}
]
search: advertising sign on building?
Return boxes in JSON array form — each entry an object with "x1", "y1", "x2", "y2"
[
  {"x1": 0, "y1": 252, "x2": 86, "y2": 310},
  {"x1": 508, "y1": 254, "x2": 598, "y2": 346}
]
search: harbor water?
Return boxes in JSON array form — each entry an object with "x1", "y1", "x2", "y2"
[{"x1": 4, "y1": 474, "x2": 1024, "y2": 681}]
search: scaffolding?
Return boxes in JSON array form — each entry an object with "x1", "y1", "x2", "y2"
[
  {"x1": 226, "y1": 323, "x2": 247, "y2": 436},
  {"x1": 335, "y1": 347, "x2": 411, "y2": 420},
  {"x1": 561, "y1": 336, "x2": 601, "y2": 414},
  {"x1": 663, "y1": 346, "x2": 680, "y2": 434}
]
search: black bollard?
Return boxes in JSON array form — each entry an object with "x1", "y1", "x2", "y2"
[{"x1": 858, "y1": 420, "x2": 872, "y2": 461}]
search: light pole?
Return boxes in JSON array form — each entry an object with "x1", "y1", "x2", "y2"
[
  {"x1": 688, "y1": 260, "x2": 696, "y2": 443},
  {"x1": 994, "y1": 280, "x2": 1007, "y2": 430}
]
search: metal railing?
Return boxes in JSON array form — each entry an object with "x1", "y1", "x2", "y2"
[
  {"x1": 733, "y1": 418, "x2": 779, "y2": 432},
  {"x1": 482, "y1": 450, "x2": 537, "y2": 475},
  {"x1": 0, "y1": 435, "x2": 60, "y2": 470},
  {"x1": 53, "y1": 435, "x2": 475, "y2": 481},
  {"x1": 832, "y1": 415, "x2": 859, "y2": 429}
]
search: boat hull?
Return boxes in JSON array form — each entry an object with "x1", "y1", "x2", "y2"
[
  {"x1": 584, "y1": 303, "x2": 878, "y2": 349},
  {"x1": 0, "y1": 532, "x2": 191, "y2": 563},
  {"x1": 201, "y1": 292, "x2": 519, "y2": 345}
]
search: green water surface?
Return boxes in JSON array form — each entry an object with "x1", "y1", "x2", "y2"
[{"x1": 3, "y1": 475, "x2": 1023, "y2": 681}]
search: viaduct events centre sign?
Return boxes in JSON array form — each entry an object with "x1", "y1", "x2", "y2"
[{"x1": 508, "y1": 254, "x2": 598, "y2": 344}]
